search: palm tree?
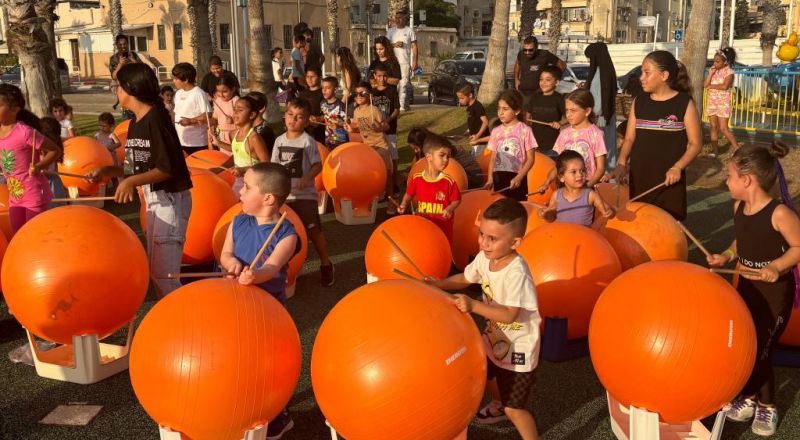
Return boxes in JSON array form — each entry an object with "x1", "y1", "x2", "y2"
[
  {"x1": 760, "y1": 0, "x2": 782, "y2": 66},
  {"x1": 208, "y1": 0, "x2": 217, "y2": 54},
  {"x1": 187, "y1": 0, "x2": 213, "y2": 70},
  {"x1": 682, "y1": 0, "x2": 714, "y2": 113},
  {"x1": 109, "y1": 0, "x2": 123, "y2": 38},
  {"x1": 547, "y1": 0, "x2": 563, "y2": 55},
  {"x1": 326, "y1": 0, "x2": 338, "y2": 53},
  {"x1": 3, "y1": 0, "x2": 58, "y2": 116},
  {"x1": 720, "y1": 0, "x2": 732, "y2": 47},
  {"x1": 34, "y1": 0, "x2": 61, "y2": 97},
  {"x1": 477, "y1": 0, "x2": 511, "y2": 104},
  {"x1": 389, "y1": 0, "x2": 409, "y2": 26},
  {"x1": 518, "y1": 0, "x2": 538, "y2": 41},
  {"x1": 246, "y1": 0, "x2": 280, "y2": 121}
]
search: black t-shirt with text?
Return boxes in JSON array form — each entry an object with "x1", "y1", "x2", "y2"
[
  {"x1": 298, "y1": 88, "x2": 325, "y2": 144},
  {"x1": 517, "y1": 50, "x2": 560, "y2": 92},
  {"x1": 371, "y1": 86, "x2": 400, "y2": 135},
  {"x1": 467, "y1": 100, "x2": 487, "y2": 136},
  {"x1": 526, "y1": 91, "x2": 565, "y2": 151},
  {"x1": 123, "y1": 106, "x2": 192, "y2": 193}
]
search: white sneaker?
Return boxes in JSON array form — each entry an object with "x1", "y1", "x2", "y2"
[
  {"x1": 725, "y1": 396, "x2": 757, "y2": 422},
  {"x1": 475, "y1": 400, "x2": 507, "y2": 425},
  {"x1": 751, "y1": 405, "x2": 778, "y2": 437}
]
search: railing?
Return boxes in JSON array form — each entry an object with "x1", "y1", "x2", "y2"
[{"x1": 702, "y1": 65, "x2": 800, "y2": 137}]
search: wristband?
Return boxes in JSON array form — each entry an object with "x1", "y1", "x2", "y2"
[
  {"x1": 670, "y1": 166, "x2": 681, "y2": 171},
  {"x1": 723, "y1": 249, "x2": 736, "y2": 261}
]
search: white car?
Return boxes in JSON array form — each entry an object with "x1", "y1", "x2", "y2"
[
  {"x1": 454, "y1": 51, "x2": 485, "y2": 61},
  {"x1": 556, "y1": 63, "x2": 591, "y2": 94}
]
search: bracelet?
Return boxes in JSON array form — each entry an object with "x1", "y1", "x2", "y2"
[
  {"x1": 723, "y1": 249, "x2": 736, "y2": 261},
  {"x1": 670, "y1": 166, "x2": 681, "y2": 171}
]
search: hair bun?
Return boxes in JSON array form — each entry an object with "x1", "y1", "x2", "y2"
[{"x1": 769, "y1": 141, "x2": 790, "y2": 159}]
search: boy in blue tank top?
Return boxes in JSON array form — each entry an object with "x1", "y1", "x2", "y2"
[{"x1": 220, "y1": 162, "x2": 300, "y2": 306}]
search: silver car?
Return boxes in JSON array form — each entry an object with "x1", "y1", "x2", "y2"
[{"x1": 556, "y1": 63, "x2": 591, "y2": 94}]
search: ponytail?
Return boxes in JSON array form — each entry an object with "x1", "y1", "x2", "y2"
[{"x1": 771, "y1": 141, "x2": 800, "y2": 307}]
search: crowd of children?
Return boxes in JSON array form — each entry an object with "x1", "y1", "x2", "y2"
[{"x1": 1, "y1": 36, "x2": 798, "y2": 439}]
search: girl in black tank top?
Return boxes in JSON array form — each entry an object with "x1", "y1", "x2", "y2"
[{"x1": 708, "y1": 143, "x2": 800, "y2": 435}]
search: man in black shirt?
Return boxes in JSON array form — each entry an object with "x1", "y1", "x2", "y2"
[
  {"x1": 200, "y1": 55, "x2": 240, "y2": 97},
  {"x1": 514, "y1": 36, "x2": 566, "y2": 108},
  {"x1": 303, "y1": 28, "x2": 326, "y2": 75}
]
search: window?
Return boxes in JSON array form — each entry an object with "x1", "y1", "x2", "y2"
[
  {"x1": 137, "y1": 36, "x2": 147, "y2": 52},
  {"x1": 357, "y1": 42, "x2": 365, "y2": 57},
  {"x1": 220, "y1": 24, "x2": 230, "y2": 50},
  {"x1": 173, "y1": 24, "x2": 183, "y2": 49},
  {"x1": 265, "y1": 24, "x2": 273, "y2": 48},
  {"x1": 157, "y1": 25, "x2": 166, "y2": 50},
  {"x1": 430, "y1": 41, "x2": 438, "y2": 57},
  {"x1": 283, "y1": 25, "x2": 293, "y2": 49}
]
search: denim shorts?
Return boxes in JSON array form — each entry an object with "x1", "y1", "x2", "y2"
[{"x1": 143, "y1": 185, "x2": 192, "y2": 296}]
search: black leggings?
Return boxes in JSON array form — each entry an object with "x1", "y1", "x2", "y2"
[
  {"x1": 738, "y1": 275, "x2": 795, "y2": 404},
  {"x1": 492, "y1": 171, "x2": 528, "y2": 201}
]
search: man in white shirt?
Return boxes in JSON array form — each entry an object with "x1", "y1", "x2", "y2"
[
  {"x1": 386, "y1": 10, "x2": 417, "y2": 111},
  {"x1": 171, "y1": 62, "x2": 212, "y2": 155}
]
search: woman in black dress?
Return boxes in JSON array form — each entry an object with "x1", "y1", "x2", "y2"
[{"x1": 613, "y1": 51, "x2": 702, "y2": 220}]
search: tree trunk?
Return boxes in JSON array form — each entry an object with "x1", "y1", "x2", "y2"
[
  {"x1": 760, "y1": 0, "x2": 781, "y2": 66},
  {"x1": 477, "y1": 0, "x2": 510, "y2": 104},
  {"x1": 720, "y1": 0, "x2": 732, "y2": 47},
  {"x1": 34, "y1": 0, "x2": 61, "y2": 97},
  {"x1": 518, "y1": 0, "x2": 538, "y2": 41},
  {"x1": 389, "y1": 0, "x2": 409, "y2": 27},
  {"x1": 187, "y1": 0, "x2": 213, "y2": 70},
  {"x1": 548, "y1": 0, "x2": 563, "y2": 55},
  {"x1": 109, "y1": 0, "x2": 123, "y2": 38},
  {"x1": 209, "y1": 0, "x2": 217, "y2": 55},
  {"x1": 734, "y1": 0, "x2": 749, "y2": 39},
  {"x1": 246, "y1": 0, "x2": 280, "y2": 122},
  {"x1": 682, "y1": 0, "x2": 714, "y2": 114},
  {"x1": 327, "y1": 0, "x2": 338, "y2": 52},
  {"x1": 3, "y1": 0, "x2": 57, "y2": 116}
]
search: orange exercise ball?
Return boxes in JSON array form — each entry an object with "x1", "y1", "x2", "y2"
[
  {"x1": 520, "y1": 200, "x2": 548, "y2": 236},
  {"x1": 186, "y1": 150, "x2": 235, "y2": 187},
  {"x1": 315, "y1": 142, "x2": 329, "y2": 192},
  {"x1": 113, "y1": 119, "x2": 129, "y2": 165},
  {"x1": 130, "y1": 279, "x2": 301, "y2": 440},
  {"x1": 476, "y1": 148, "x2": 492, "y2": 180},
  {"x1": 589, "y1": 261, "x2": 756, "y2": 423},
  {"x1": 365, "y1": 215, "x2": 452, "y2": 282},
  {"x1": 59, "y1": 136, "x2": 115, "y2": 195},
  {"x1": 526, "y1": 151, "x2": 556, "y2": 205},
  {"x1": 312, "y1": 280, "x2": 486, "y2": 440},
  {"x1": 602, "y1": 201, "x2": 688, "y2": 271},
  {"x1": 322, "y1": 142, "x2": 386, "y2": 216},
  {"x1": 0, "y1": 184, "x2": 10, "y2": 240},
  {"x1": 451, "y1": 190, "x2": 503, "y2": 269},
  {"x1": 211, "y1": 203, "x2": 308, "y2": 289},
  {"x1": 406, "y1": 157, "x2": 468, "y2": 191},
  {"x1": 1, "y1": 206, "x2": 148, "y2": 345},
  {"x1": 779, "y1": 308, "x2": 800, "y2": 346},
  {"x1": 518, "y1": 223, "x2": 621, "y2": 339}
]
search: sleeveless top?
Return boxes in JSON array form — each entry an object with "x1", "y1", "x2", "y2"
[
  {"x1": 231, "y1": 214, "x2": 299, "y2": 300},
  {"x1": 231, "y1": 127, "x2": 255, "y2": 168},
  {"x1": 630, "y1": 92, "x2": 691, "y2": 220},
  {"x1": 556, "y1": 187, "x2": 594, "y2": 227},
  {"x1": 735, "y1": 200, "x2": 790, "y2": 272}
]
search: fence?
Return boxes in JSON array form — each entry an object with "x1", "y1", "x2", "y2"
[{"x1": 702, "y1": 65, "x2": 800, "y2": 138}]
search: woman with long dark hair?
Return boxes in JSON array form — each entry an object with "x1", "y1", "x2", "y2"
[
  {"x1": 583, "y1": 42, "x2": 618, "y2": 167},
  {"x1": 335, "y1": 46, "x2": 362, "y2": 106},
  {"x1": 369, "y1": 36, "x2": 401, "y2": 88}
]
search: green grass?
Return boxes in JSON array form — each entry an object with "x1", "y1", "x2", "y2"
[
  {"x1": 72, "y1": 114, "x2": 100, "y2": 138},
  {"x1": 1, "y1": 105, "x2": 799, "y2": 440}
]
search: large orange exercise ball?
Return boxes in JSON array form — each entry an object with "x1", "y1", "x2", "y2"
[
  {"x1": 186, "y1": 149, "x2": 235, "y2": 187},
  {"x1": 113, "y1": 119, "x2": 129, "y2": 165},
  {"x1": 59, "y1": 136, "x2": 115, "y2": 195},
  {"x1": 211, "y1": 203, "x2": 308, "y2": 289},
  {"x1": 589, "y1": 261, "x2": 756, "y2": 423},
  {"x1": 130, "y1": 279, "x2": 301, "y2": 440},
  {"x1": 2, "y1": 206, "x2": 148, "y2": 345},
  {"x1": 526, "y1": 151, "x2": 556, "y2": 205},
  {"x1": 406, "y1": 157, "x2": 468, "y2": 191},
  {"x1": 451, "y1": 190, "x2": 503, "y2": 269},
  {"x1": 311, "y1": 280, "x2": 486, "y2": 440},
  {"x1": 602, "y1": 201, "x2": 688, "y2": 271},
  {"x1": 518, "y1": 223, "x2": 621, "y2": 339},
  {"x1": 779, "y1": 309, "x2": 800, "y2": 346},
  {"x1": 322, "y1": 142, "x2": 386, "y2": 215},
  {"x1": 476, "y1": 148, "x2": 492, "y2": 180},
  {"x1": 0, "y1": 184, "x2": 10, "y2": 240},
  {"x1": 315, "y1": 142, "x2": 329, "y2": 192},
  {"x1": 365, "y1": 216, "x2": 452, "y2": 282},
  {"x1": 520, "y1": 200, "x2": 548, "y2": 236}
]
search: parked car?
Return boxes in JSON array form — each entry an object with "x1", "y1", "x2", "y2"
[
  {"x1": 454, "y1": 51, "x2": 485, "y2": 61},
  {"x1": 0, "y1": 65, "x2": 21, "y2": 87},
  {"x1": 556, "y1": 63, "x2": 591, "y2": 94},
  {"x1": 0, "y1": 59, "x2": 71, "y2": 89},
  {"x1": 428, "y1": 59, "x2": 511, "y2": 105}
]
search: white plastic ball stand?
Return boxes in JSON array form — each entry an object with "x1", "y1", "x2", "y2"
[
  {"x1": 317, "y1": 190, "x2": 329, "y2": 215},
  {"x1": 159, "y1": 424, "x2": 267, "y2": 440},
  {"x1": 325, "y1": 420, "x2": 468, "y2": 439},
  {"x1": 334, "y1": 198, "x2": 379, "y2": 225},
  {"x1": 607, "y1": 392, "x2": 727, "y2": 440},
  {"x1": 366, "y1": 273, "x2": 378, "y2": 284},
  {"x1": 26, "y1": 320, "x2": 133, "y2": 384}
]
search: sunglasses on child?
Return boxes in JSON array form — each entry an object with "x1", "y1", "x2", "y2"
[{"x1": 355, "y1": 91, "x2": 370, "y2": 97}]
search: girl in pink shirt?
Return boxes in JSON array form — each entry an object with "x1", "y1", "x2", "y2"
[
  {"x1": 211, "y1": 73, "x2": 240, "y2": 145},
  {"x1": 0, "y1": 85, "x2": 61, "y2": 234},
  {"x1": 485, "y1": 89, "x2": 537, "y2": 200},
  {"x1": 552, "y1": 89, "x2": 607, "y2": 187}
]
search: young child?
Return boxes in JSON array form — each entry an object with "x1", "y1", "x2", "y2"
[
  {"x1": 96, "y1": 112, "x2": 121, "y2": 166},
  {"x1": 37, "y1": 116, "x2": 67, "y2": 207},
  {"x1": 399, "y1": 132, "x2": 462, "y2": 241},
  {"x1": 539, "y1": 150, "x2": 613, "y2": 226},
  {"x1": 431, "y1": 198, "x2": 541, "y2": 440},
  {"x1": 299, "y1": 66, "x2": 326, "y2": 145},
  {"x1": 213, "y1": 96, "x2": 269, "y2": 193},
  {"x1": 160, "y1": 85, "x2": 175, "y2": 120},
  {"x1": 407, "y1": 126, "x2": 427, "y2": 161},
  {"x1": 549, "y1": 89, "x2": 607, "y2": 188},
  {"x1": 290, "y1": 35, "x2": 307, "y2": 89},
  {"x1": 0, "y1": 85, "x2": 61, "y2": 234},
  {"x1": 371, "y1": 63, "x2": 401, "y2": 188},
  {"x1": 457, "y1": 83, "x2": 490, "y2": 155},
  {"x1": 406, "y1": 126, "x2": 483, "y2": 189},
  {"x1": 704, "y1": 47, "x2": 740, "y2": 156},
  {"x1": 345, "y1": 82, "x2": 395, "y2": 211},
  {"x1": 172, "y1": 62, "x2": 212, "y2": 155},
  {"x1": 88, "y1": 63, "x2": 193, "y2": 297},
  {"x1": 49, "y1": 98, "x2": 75, "y2": 139},
  {"x1": 272, "y1": 47, "x2": 286, "y2": 90},
  {"x1": 320, "y1": 76, "x2": 349, "y2": 149},
  {"x1": 211, "y1": 72, "x2": 240, "y2": 145},
  {"x1": 247, "y1": 91, "x2": 277, "y2": 158},
  {"x1": 708, "y1": 142, "x2": 800, "y2": 437},
  {"x1": 485, "y1": 89, "x2": 538, "y2": 200},
  {"x1": 271, "y1": 98, "x2": 335, "y2": 286},
  {"x1": 526, "y1": 66, "x2": 565, "y2": 157}
]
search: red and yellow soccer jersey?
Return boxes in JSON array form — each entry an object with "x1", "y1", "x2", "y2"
[{"x1": 406, "y1": 171, "x2": 461, "y2": 241}]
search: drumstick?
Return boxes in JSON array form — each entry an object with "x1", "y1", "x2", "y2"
[
  {"x1": 206, "y1": 111, "x2": 214, "y2": 150},
  {"x1": 526, "y1": 189, "x2": 547, "y2": 197},
  {"x1": 250, "y1": 212, "x2": 288, "y2": 268},
  {"x1": 167, "y1": 272, "x2": 235, "y2": 279},
  {"x1": 628, "y1": 182, "x2": 667, "y2": 203},
  {"x1": 676, "y1": 221, "x2": 712, "y2": 258},
  {"x1": 48, "y1": 171, "x2": 86, "y2": 179},
  {"x1": 387, "y1": 196, "x2": 415, "y2": 215},
  {"x1": 31, "y1": 130, "x2": 37, "y2": 164},
  {"x1": 527, "y1": 118, "x2": 553, "y2": 126},
  {"x1": 711, "y1": 268, "x2": 761, "y2": 276},
  {"x1": 392, "y1": 268, "x2": 453, "y2": 299},
  {"x1": 381, "y1": 230, "x2": 426, "y2": 278},
  {"x1": 51, "y1": 196, "x2": 116, "y2": 202},
  {"x1": 493, "y1": 185, "x2": 511, "y2": 194}
]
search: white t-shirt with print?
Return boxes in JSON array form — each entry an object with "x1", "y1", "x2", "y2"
[
  {"x1": 386, "y1": 26, "x2": 416, "y2": 66},
  {"x1": 173, "y1": 86, "x2": 211, "y2": 147},
  {"x1": 59, "y1": 119, "x2": 73, "y2": 139},
  {"x1": 464, "y1": 252, "x2": 541, "y2": 373}
]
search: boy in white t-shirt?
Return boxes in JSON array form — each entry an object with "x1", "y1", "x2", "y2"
[
  {"x1": 386, "y1": 10, "x2": 417, "y2": 111},
  {"x1": 172, "y1": 62, "x2": 211, "y2": 155},
  {"x1": 432, "y1": 198, "x2": 541, "y2": 440}
]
